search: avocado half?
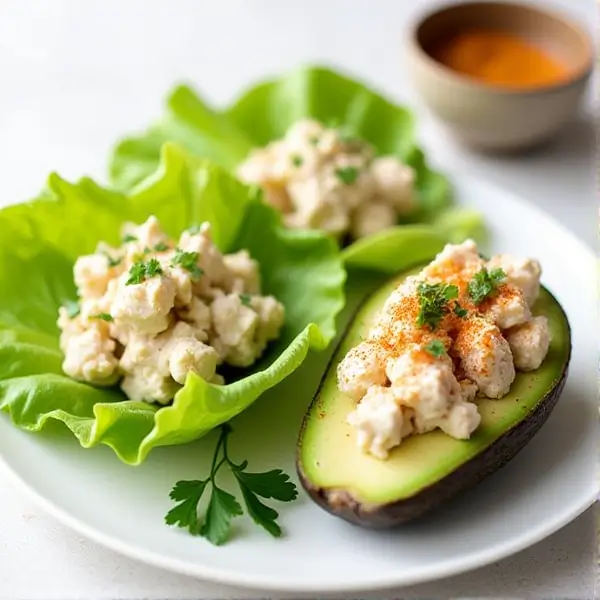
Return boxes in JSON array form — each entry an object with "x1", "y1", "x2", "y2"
[{"x1": 296, "y1": 265, "x2": 571, "y2": 528}]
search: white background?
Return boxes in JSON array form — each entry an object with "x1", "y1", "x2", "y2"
[{"x1": 0, "y1": 0, "x2": 597, "y2": 598}]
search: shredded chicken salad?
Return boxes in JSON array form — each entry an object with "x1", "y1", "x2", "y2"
[
  {"x1": 237, "y1": 118, "x2": 415, "y2": 240},
  {"x1": 337, "y1": 239, "x2": 550, "y2": 459},
  {"x1": 58, "y1": 216, "x2": 285, "y2": 404}
]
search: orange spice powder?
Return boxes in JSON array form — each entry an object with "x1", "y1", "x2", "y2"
[
  {"x1": 369, "y1": 265, "x2": 519, "y2": 370},
  {"x1": 430, "y1": 30, "x2": 569, "y2": 89}
]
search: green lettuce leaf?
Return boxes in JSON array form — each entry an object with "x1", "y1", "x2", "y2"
[
  {"x1": 0, "y1": 143, "x2": 346, "y2": 465},
  {"x1": 108, "y1": 65, "x2": 454, "y2": 225}
]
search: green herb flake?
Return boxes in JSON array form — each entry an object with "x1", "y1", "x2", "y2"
[
  {"x1": 122, "y1": 233, "x2": 138, "y2": 243},
  {"x1": 165, "y1": 424, "x2": 298, "y2": 545},
  {"x1": 126, "y1": 258, "x2": 164, "y2": 286},
  {"x1": 334, "y1": 166, "x2": 360, "y2": 185},
  {"x1": 309, "y1": 136, "x2": 320, "y2": 146},
  {"x1": 171, "y1": 249, "x2": 203, "y2": 280},
  {"x1": 63, "y1": 300, "x2": 80, "y2": 319},
  {"x1": 239, "y1": 294, "x2": 252, "y2": 307},
  {"x1": 468, "y1": 267, "x2": 506, "y2": 305},
  {"x1": 154, "y1": 241, "x2": 169, "y2": 252},
  {"x1": 453, "y1": 302, "x2": 468, "y2": 318},
  {"x1": 91, "y1": 313, "x2": 114, "y2": 322},
  {"x1": 103, "y1": 253, "x2": 122, "y2": 268},
  {"x1": 186, "y1": 225, "x2": 201, "y2": 235},
  {"x1": 416, "y1": 282, "x2": 459, "y2": 331},
  {"x1": 425, "y1": 339, "x2": 446, "y2": 357},
  {"x1": 291, "y1": 154, "x2": 303, "y2": 167}
]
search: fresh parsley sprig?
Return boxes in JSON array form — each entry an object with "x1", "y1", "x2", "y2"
[
  {"x1": 165, "y1": 424, "x2": 298, "y2": 545},
  {"x1": 468, "y1": 267, "x2": 506, "y2": 305},
  {"x1": 171, "y1": 249, "x2": 203, "y2": 280},
  {"x1": 126, "y1": 258, "x2": 163, "y2": 285},
  {"x1": 416, "y1": 282, "x2": 459, "y2": 331}
]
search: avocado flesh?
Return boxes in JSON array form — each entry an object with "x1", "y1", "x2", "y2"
[{"x1": 297, "y1": 267, "x2": 571, "y2": 526}]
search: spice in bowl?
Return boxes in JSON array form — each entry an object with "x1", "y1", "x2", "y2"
[{"x1": 429, "y1": 30, "x2": 570, "y2": 90}]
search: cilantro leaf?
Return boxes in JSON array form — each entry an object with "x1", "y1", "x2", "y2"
[
  {"x1": 164, "y1": 480, "x2": 207, "y2": 535},
  {"x1": 233, "y1": 469, "x2": 298, "y2": 502},
  {"x1": 122, "y1": 233, "x2": 138, "y2": 243},
  {"x1": 235, "y1": 480, "x2": 282, "y2": 537},
  {"x1": 171, "y1": 249, "x2": 203, "y2": 280},
  {"x1": 334, "y1": 166, "x2": 359, "y2": 185},
  {"x1": 468, "y1": 267, "x2": 506, "y2": 305},
  {"x1": 91, "y1": 313, "x2": 114, "y2": 322},
  {"x1": 424, "y1": 339, "x2": 446, "y2": 358},
  {"x1": 416, "y1": 282, "x2": 459, "y2": 330},
  {"x1": 239, "y1": 293, "x2": 252, "y2": 308},
  {"x1": 126, "y1": 258, "x2": 163, "y2": 285},
  {"x1": 291, "y1": 154, "x2": 303, "y2": 167},
  {"x1": 200, "y1": 486, "x2": 243, "y2": 546},
  {"x1": 63, "y1": 300, "x2": 80, "y2": 319}
]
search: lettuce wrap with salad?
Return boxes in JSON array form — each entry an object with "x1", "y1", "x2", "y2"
[
  {"x1": 109, "y1": 65, "x2": 487, "y2": 267},
  {"x1": 0, "y1": 143, "x2": 346, "y2": 466}
]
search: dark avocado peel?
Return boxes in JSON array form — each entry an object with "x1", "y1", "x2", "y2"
[{"x1": 296, "y1": 265, "x2": 571, "y2": 528}]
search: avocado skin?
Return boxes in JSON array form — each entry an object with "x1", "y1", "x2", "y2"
[{"x1": 296, "y1": 287, "x2": 571, "y2": 529}]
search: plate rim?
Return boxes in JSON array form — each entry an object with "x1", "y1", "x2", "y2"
[{"x1": 1, "y1": 170, "x2": 598, "y2": 593}]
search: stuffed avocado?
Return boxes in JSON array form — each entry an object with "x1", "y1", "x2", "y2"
[{"x1": 297, "y1": 240, "x2": 571, "y2": 528}]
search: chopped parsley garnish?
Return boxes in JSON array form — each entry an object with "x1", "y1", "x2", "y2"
[
  {"x1": 91, "y1": 313, "x2": 114, "y2": 322},
  {"x1": 63, "y1": 300, "x2": 80, "y2": 319},
  {"x1": 122, "y1": 233, "x2": 138, "y2": 243},
  {"x1": 334, "y1": 166, "x2": 360, "y2": 185},
  {"x1": 165, "y1": 424, "x2": 298, "y2": 545},
  {"x1": 291, "y1": 154, "x2": 303, "y2": 167},
  {"x1": 309, "y1": 135, "x2": 320, "y2": 146},
  {"x1": 126, "y1": 258, "x2": 163, "y2": 285},
  {"x1": 143, "y1": 246, "x2": 151, "y2": 254},
  {"x1": 171, "y1": 249, "x2": 203, "y2": 280},
  {"x1": 425, "y1": 339, "x2": 446, "y2": 358},
  {"x1": 468, "y1": 267, "x2": 506, "y2": 305},
  {"x1": 416, "y1": 282, "x2": 459, "y2": 331},
  {"x1": 453, "y1": 301, "x2": 468, "y2": 318},
  {"x1": 154, "y1": 241, "x2": 169, "y2": 252},
  {"x1": 103, "y1": 252, "x2": 122, "y2": 268},
  {"x1": 239, "y1": 293, "x2": 252, "y2": 307}
]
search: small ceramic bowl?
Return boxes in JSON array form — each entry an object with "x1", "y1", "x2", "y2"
[{"x1": 406, "y1": 1, "x2": 594, "y2": 151}]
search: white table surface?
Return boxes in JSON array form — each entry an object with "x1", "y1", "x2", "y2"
[{"x1": 0, "y1": 1, "x2": 597, "y2": 598}]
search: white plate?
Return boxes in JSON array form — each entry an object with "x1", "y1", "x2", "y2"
[{"x1": 1, "y1": 173, "x2": 598, "y2": 594}]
